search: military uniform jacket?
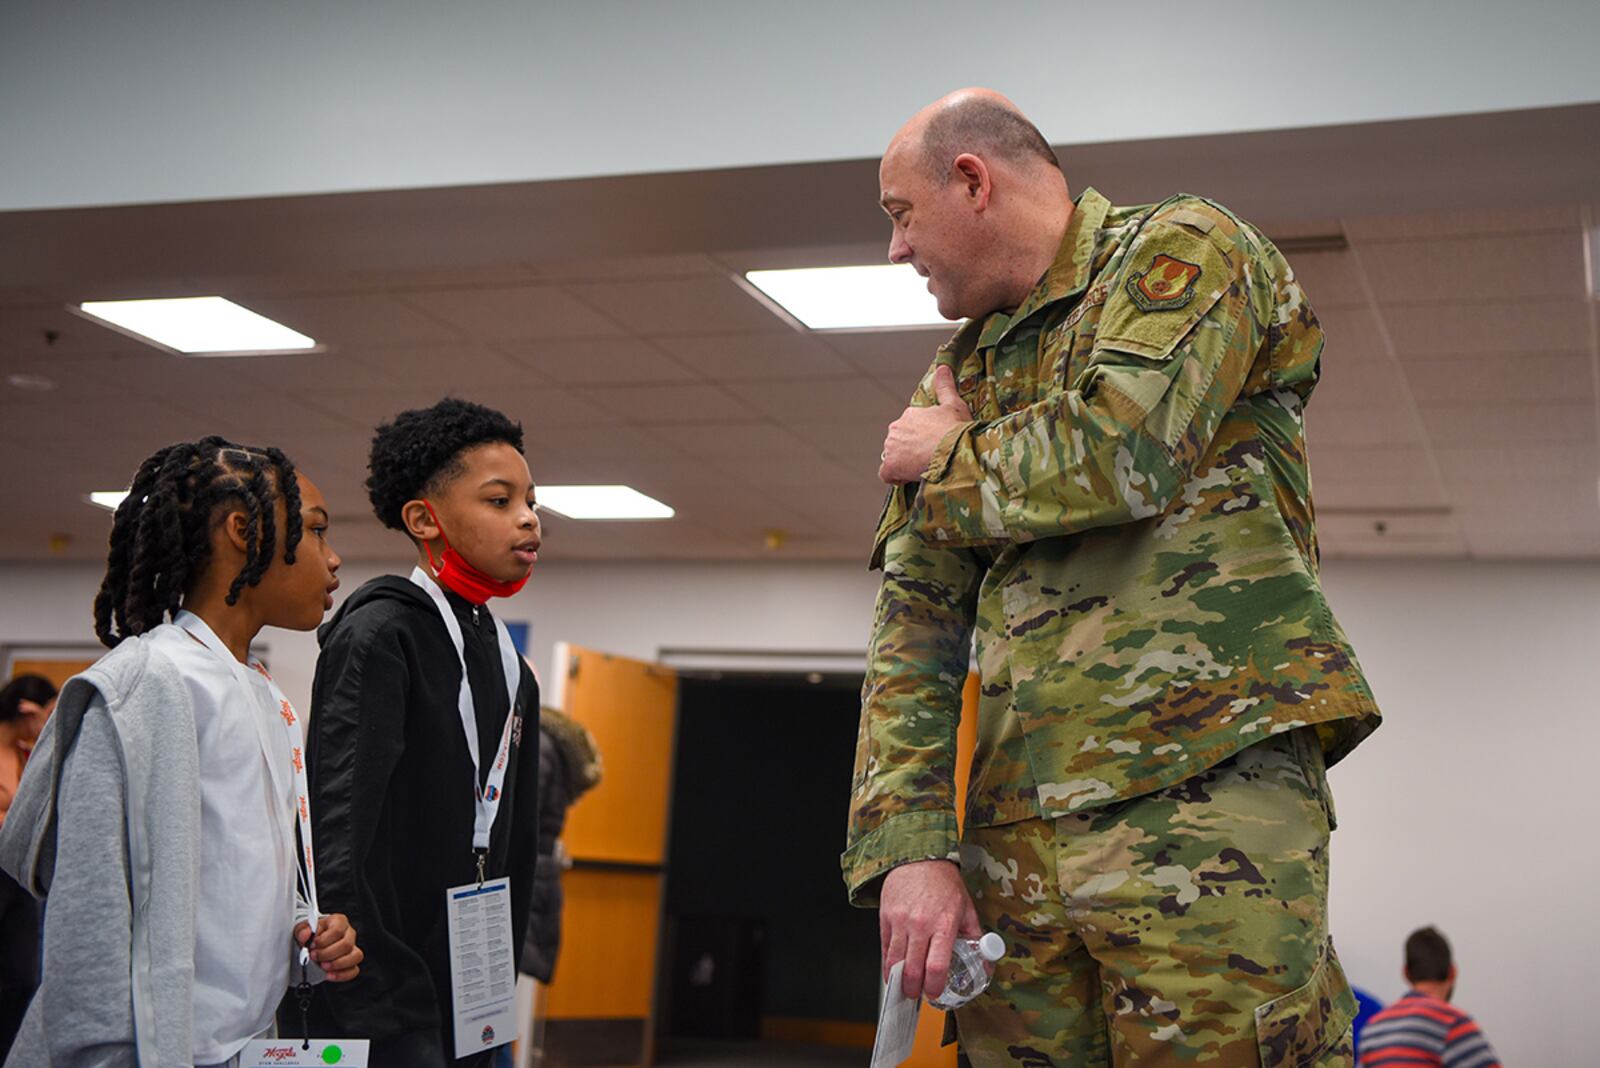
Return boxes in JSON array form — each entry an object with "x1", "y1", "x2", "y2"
[{"x1": 843, "y1": 188, "x2": 1380, "y2": 904}]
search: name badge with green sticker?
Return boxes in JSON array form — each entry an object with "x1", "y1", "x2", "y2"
[
  {"x1": 241, "y1": 1039, "x2": 370, "y2": 1065},
  {"x1": 1127, "y1": 254, "x2": 1201, "y2": 312}
]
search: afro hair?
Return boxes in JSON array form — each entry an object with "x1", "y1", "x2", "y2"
[{"x1": 366, "y1": 398, "x2": 525, "y2": 532}]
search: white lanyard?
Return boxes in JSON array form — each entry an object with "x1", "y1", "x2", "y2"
[
  {"x1": 409, "y1": 568, "x2": 522, "y2": 866},
  {"x1": 175, "y1": 611, "x2": 321, "y2": 960}
]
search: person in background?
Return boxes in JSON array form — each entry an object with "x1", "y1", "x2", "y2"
[
  {"x1": 0, "y1": 676, "x2": 56, "y2": 823},
  {"x1": 494, "y1": 707, "x2": 602, "y2": 1068},
  {"x1": 0, "y1": 675, "x2": 56, "y2": 1058},
  {"x1": 519, "y1": 706, "x2": 602, "y2": 986},
  {"x1": 1359, "y1": 927, "x2": 1502, "y2": 1068}
]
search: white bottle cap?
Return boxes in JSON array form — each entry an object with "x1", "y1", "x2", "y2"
[{"x1": 977, "y1": 932, "x2": 1006, "y2": 962}]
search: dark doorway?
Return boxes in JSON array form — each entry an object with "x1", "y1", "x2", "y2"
[{"x1": 655, "y1": 672, "x2": 879, "y2": 1064}]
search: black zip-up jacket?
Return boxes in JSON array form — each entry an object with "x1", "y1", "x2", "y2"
[{"x1": 288, "y1": 575, "x2": 539, "y2": 1066}]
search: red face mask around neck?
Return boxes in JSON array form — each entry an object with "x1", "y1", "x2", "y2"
[{"x1": 421, "y1": 501, "x2": 530, "y2": 605}]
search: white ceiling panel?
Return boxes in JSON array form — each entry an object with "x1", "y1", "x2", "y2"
[
  {"x1": 399, "y1": 285, "x2": 625, "y2": 340},
  {"x1": 1305, "y1": 404, "x2": 1429, "y2": 448},
  {"x1": 1382, "y1": 299, "x2": 1592, "y2": 356},
  {"x1": 501, "y1": 336, "x2": 698, "y2": 385},
  {"x1": 1310, "y1": 445, "x2": 1447, "y2": 509},
  {"x1": 725, "y1": 376, "x2": 902, "y2": 424},
  {"x1": 565, "y1": 276, "x2": 792, "y2": 336},
  {"x1": 1418, "y1": 402, "x2": 1597, "y2": 447},
  {"x1": 1312, "y1": 354, "x2": 1415, "y2": 410},
  {"x1": 3, "y1": 117, "x2": 1596, "y2": 564},
  {"x1": 1288, "y1": 249, "x2": 1369, "y2": 309},
  {"x1": 1359, "y1": 232, "x2": 1586, "y2": 304},
  {"x1": 655, "y1": 332, "x2": 860, "y2": 381},
  {"x1": 1342, "y1": 204, "x2": 1581, "y2": 242},
  {"x1": 573, "y1": 382, "x2": 754, "y2": 424},
  {"x1": 1400, "y1": 351, "x2": 1596, "y2": 405},
  {"x1": 240, "y1": 292, "x2": 466, "y2": 348}
]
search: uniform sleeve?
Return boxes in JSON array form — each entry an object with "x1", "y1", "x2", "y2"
[
  {"x1": 38, "y1": 704, "x2": 139, "y2": 1065},
  {"x1": 841, "y1": 473, "x2": 984, "y2": 907},
  {"x1": 304, "y1": 614, "x2": 424, "y2": 1036},
  {"x1": 910, "y1": 206, "x2": 1320, "y2": 546}
]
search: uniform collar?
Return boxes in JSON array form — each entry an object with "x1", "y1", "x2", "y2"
[{"x1": 978, "y1": 186, "x2": 1112, "y2": 349}]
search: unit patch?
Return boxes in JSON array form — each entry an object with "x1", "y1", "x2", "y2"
[{"x1": 1127, "y1": 254, "x2": 1202, "y2": 312}]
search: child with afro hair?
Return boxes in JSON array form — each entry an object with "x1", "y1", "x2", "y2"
[{"x1": 296, "y1": 399, "x2": 542, "y2": 1066}]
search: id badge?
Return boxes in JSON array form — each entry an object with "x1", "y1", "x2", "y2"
[
  {"x1": 446, "y1": 876, "x2": 518, "y2": 1058},
  {"x1": 239, "y1": 1039, "x2": 370, "y2": 1066}
]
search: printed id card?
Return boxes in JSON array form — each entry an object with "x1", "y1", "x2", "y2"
[
  {"x1": 239, "y1": 1039, "x2": 370, "y2": 1066},
  {"x1": 446, "y1": 877, "x2": 518, "y2": 1058}
]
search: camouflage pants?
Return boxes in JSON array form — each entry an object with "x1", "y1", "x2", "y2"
[{"x1": 954, "y1": 730, "x2": 1356, "y2": 1067}]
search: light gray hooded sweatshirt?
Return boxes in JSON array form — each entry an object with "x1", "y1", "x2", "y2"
[{"x1": 0, "y1": 636, "x2": 201, "y2": 1066}]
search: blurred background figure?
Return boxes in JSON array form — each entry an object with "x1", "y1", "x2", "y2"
[
  {"x1": 1359, "y1": 926, "x2": 1502, "y2": 1068},
  {"x1": 500, "y1": 706, "x2": 602, "y2": 1068},
  {"x1": 0, "y1": 674, "x2": 57, "y2": 1057}
]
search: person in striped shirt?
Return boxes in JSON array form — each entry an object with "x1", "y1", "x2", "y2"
[{"x1": 1360, "y1": 927, "x2": 1503, "y2": 1067}]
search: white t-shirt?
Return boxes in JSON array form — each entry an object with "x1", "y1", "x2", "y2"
[{"x1": 147, "y1": 617, "x2": 305, "y2": 1064}]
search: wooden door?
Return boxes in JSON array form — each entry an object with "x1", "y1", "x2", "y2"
[
  {"x1": 7, "y1": 658, "x2": 97, "y2": 691},
  {"x1": 541, "y1": 643, "x2": 678, "y2": 1068}
]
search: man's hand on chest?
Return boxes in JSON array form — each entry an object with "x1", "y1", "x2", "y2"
[{"x1": 879, "y1": 365, "x2": 974, "y2": 486}]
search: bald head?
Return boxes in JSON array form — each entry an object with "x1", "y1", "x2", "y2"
[
  {"x1": 893, "y1": 88, "x2": 1060, "y2": 184},
  {"x1": 879, "y1": 89, "x2": 1074, "y2": 319}
]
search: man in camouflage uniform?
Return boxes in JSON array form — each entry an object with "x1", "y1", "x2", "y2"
[{"x1": 843, "y1": 89, "x2": 1381, "y2": 1066}]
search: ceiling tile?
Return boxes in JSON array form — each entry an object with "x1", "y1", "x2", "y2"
[
  {"x1": 501, "y1": 337, "x2": 697, "y2": 385},
  {"x1": 240, "y1": 292, "x2": 466, "y2": 348},
  {"x1": 823, "y1": 328, "x2": 952, "y2": 390},
  {"x1": 524, "y1": 253, "x2": 724, "y2": 283},
  {"x1": 1400, "y1": 351, "x2": 1596, "y2": 405},
  {"x1": 1382, "y1": 299, "x2": 1591, "y2": 356},
  {"x1": 1432, "y1": 444, "x2": 1600, "y2": 491},
  {"x1": 724, "y1": 377, "x2": 902, "y2": 424},
  {"x1": 645, "y1": 421, "x2": 813, "y2": 460},
  {"x1": 572, "y1": 382, "x2": 755, "y2": 424},
  {"x1": 1317, "y1": 306, "x2": 1392, "y2": 363},
  {"x1": 565, "y1": 276, "x2": 791, "y2": 336},
  {"x1": 1359, "y1": 232, "x2": 1586, "y2": 303},
  {"x1": 1342, "y1": 205, "x2": 1581, "y2": 242},
  {"x1": 1417, "y1": 401, "x2": 1596, "y2": 447},
  {"x1": 1310, "y1": 446, "x2": 1447, "y2": 509},
  {"x1": 398, "y1": 285, "x2": 625, "y2": 340},
  {"x1": 654, "y1": 331, "x2": 859, "y2": 381},
  {"x1": 337, "y1": 344, "x2": 537, "y2": 391},
  {"x1": 791, "y1": 418, "x2": 894, "y2": 469},
  {"x1": 0, "y1": 305, "x2": 148, "y2": 356},
  {"x1": 1304, "y1": 404, "x2": 1428, "y2": 448},
  {"x1": 304, "y1": 384, "x2": 611, "y2": 433},
  {"x1": 1287, "y1": 249, "x2": 1369, "y2": 309},
  {"x1": 1312, "y1": 355, "x2": 1414, "y2": 410},
  {"x1": 1316, "y1": 510, "x2": 1468, "y2": 559}
]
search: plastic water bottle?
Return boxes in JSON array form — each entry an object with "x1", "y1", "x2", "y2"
[{"x1": 926, "y1": 932, "x2": 1006, "y2": 1009}]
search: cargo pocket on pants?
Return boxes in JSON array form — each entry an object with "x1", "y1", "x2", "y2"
[{"x1": 1254, "y1": 938, "x2": 1357, "y2": 1066}]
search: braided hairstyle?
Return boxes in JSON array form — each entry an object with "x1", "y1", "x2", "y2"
[{"x1": 93, "y1": 436, "x2": 304, "y2": 648}]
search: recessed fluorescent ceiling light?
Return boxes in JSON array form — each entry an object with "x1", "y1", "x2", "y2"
[
  {"x1": 743, "y1": 265, "x2": 950, "y2": 330},
  {"x1": 76, "y1": 296, "x2": 317, "y2": 355},
  {"x1": 538, "y1": 485, "x2": 674, "y2": 520},
  {"x1": 89, "y1": 490, "x2": 129, "y2": 511}
]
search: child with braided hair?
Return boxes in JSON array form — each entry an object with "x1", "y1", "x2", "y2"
[{"x1": 0, "y1": 436, "x2": 363, "y2": 1067}]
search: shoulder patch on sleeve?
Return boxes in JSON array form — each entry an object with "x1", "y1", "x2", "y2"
[
  {"x1": 1127, "y1": 253, "x2": 1202, "y2": 312},
  {"x1": 1096, "y1": 222, "x2": 1237, "y2": 361}
]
